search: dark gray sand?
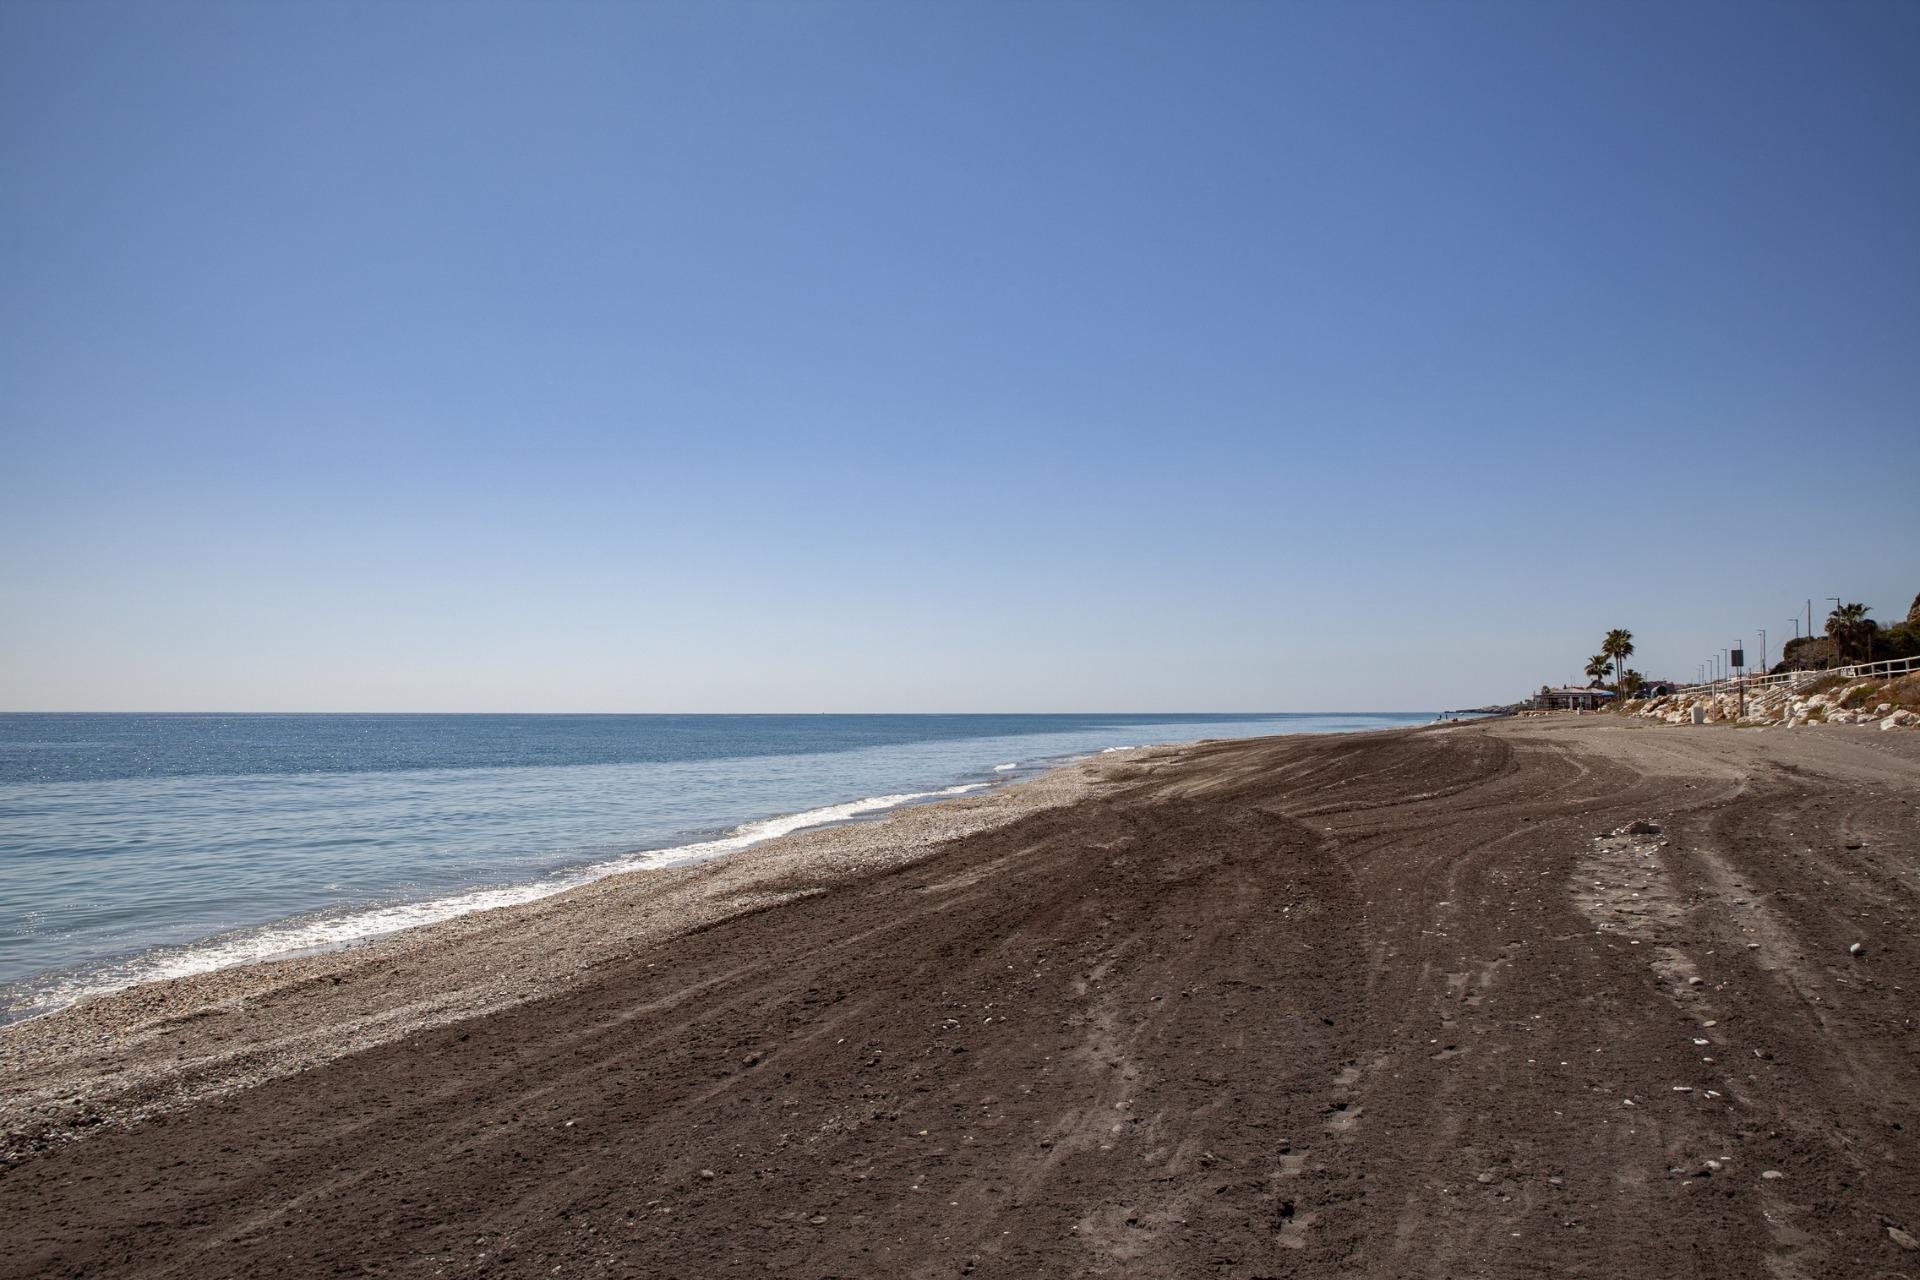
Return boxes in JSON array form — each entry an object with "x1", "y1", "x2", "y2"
[{"x1": 5, "y1": 718, "x2": 1919, "y2": 1278}]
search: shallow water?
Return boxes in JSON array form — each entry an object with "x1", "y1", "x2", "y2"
[{"x1": 0, "y1": 712, "x2": 1427, "y2": 1017}]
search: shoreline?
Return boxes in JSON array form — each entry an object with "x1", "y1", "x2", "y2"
[
  {"x1": 0, "y1": 776, "x2": 1007, "y2": 1028},
  {"x1": 3, "y1": 710, "x2": 1428, "y2": 1028},
  {"x1": 0, "y1": 738, "x2": 1202, "y2": 1156}
]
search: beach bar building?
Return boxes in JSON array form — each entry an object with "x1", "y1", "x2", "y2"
[{"x1": 1534, "y1": 686, "x2": 1616, "y2": 711}]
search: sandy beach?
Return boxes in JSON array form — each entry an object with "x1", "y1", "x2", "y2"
[{"x1": 4, "y1": 717, "x2": 1919, "y2": 1278}]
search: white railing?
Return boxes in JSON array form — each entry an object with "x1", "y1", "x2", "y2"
[{"x1": 1673, "y1": 653, "x2": 1920, "y2": 699}]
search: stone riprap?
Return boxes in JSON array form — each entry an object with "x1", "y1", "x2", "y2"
[{"x1": 1625, "y1": 675, "x2": 1920, "y2": 730}]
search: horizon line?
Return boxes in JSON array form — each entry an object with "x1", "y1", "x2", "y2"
[{"x1": 0, "y1": 708, "x2": 1439, "y2": 718}]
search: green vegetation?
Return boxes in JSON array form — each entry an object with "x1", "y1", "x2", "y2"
[
  {"x1": 1564, "y1": 628, "x2": 1638, "y2": 705},
  {"x1": 1772, "y1": 593, "x2": 1920, "y2": 673},
  {"x1": 1825, "y1": 602, "x2": 1875, "y2": 663},
  {"x1": 1603, "y1": 629, "x2": 1635, "y2": 680}
]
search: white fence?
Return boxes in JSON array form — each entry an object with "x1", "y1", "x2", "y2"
[{"x1": 1676, "y1": 653, "x2": 1920, "y2": 699}]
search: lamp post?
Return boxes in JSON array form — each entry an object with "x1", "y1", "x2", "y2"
[
  {"x1": 1733, "y1": 640, "x2": 1747, "y2": 717},
  {"x1": 1758, "y1": 628, "x2": 1767, "y2": 673}
]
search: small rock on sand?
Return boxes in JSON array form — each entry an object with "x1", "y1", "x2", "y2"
[
  {"x1": 1889, "y1": 1226, "x2": 1918, "y2": 1250},
  {"x1": 1850, "y1": 943, "x2": 1866, "y2": 957}
]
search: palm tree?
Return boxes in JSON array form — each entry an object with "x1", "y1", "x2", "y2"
[
  {"x1": 1584, "y1": 653, "x2": 1612, "y2": 687},
  {"x1": 1602, "y1": 629, "x2": 1635, "y2": 689},
  {"x1": 1825, "y1": 603, "x2": 1874, "y2": 664}
]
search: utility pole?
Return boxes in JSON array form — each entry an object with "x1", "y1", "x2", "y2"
[
  {"x1": 1758, "y1": 628, "x2": 1767, "y2": 673},
  {"x1": 1807, "y1": 599, "x2": 1813, "y2": 639}
]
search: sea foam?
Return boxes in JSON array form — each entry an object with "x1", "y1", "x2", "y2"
[{"x1": 10, "y1": 782, "x2": 988, "y2": 1020}]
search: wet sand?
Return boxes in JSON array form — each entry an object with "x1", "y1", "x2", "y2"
[{"x1": 4, "y1": 718, "x2": 1919, "y2": 1278}]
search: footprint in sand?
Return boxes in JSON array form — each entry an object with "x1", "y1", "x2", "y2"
[{"x1": 1326, "y1": 1063, "x2": 1364, "y2": 1132}]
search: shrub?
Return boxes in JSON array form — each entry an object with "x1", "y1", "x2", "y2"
[
  {"x1": 1880, "y1": 674, "x2": 1920, "y2": 713},
  {"x1": 1881, "y1": 623, "x2": 1920, "y2": 660}
]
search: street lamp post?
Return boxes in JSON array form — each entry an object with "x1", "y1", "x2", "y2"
[
  {"x1": 1733, "y1": 640, "x2": 1747, "y2": 718},
  {"x1": 1758, "y1": 628, "x2": 1767, "y2": 673}
]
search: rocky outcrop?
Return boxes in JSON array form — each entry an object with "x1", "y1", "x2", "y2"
[{"x1": 1776, "y1": 635, "x2": 1838, "y2": 672}]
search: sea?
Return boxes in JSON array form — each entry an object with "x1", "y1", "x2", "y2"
[{"x1": 0, "y1": 712, "x2": 1427, "y2": 1021}]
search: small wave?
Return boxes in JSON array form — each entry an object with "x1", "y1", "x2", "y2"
[
  {"x1": 588, "y1": 782, "x2": 989, "y2": 875},
  {"x1": 992, "y1": 762, "x2": 1018, "y2": 772},
  {"x1": 8, "y1": 781, "x2": 993, "y2": 1021}
]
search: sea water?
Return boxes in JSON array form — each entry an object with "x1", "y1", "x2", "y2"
[{"x1": 0, "y1": 712, "x2": 1425, "y2": 1019}]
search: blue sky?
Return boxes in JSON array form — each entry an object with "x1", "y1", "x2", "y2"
[{"x1": 3, "y1": 1, "x2": 1916, "y2": 711}]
